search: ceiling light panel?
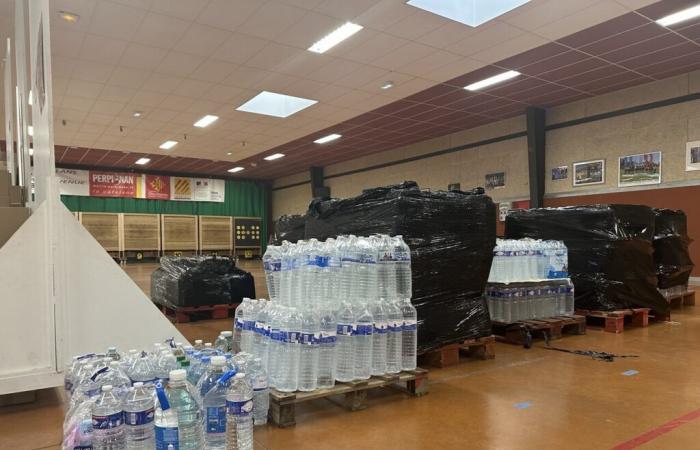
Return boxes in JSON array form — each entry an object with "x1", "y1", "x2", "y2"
[
  {"x1": 135, "y1": 157, "x2": 151, "y2": 165},
  {"x1": 314, "y1": 133, "x2": 342, "y2": 144},
  {"x1": 159, "y1": 140, "x2": 178, "y2": 150},
  {"x1": 228, "y1": 167, "x2": 245, "y2": 173},
  {"x1": 465, "y1": 70, "x2": 520, "y2": 91},
  {"x1": 407, "y1": 0, "x2": 531, "y2": 27},
  {"x1": 656, "y1": 4, "x2": 700, "y2": 27},
  {"x1": 236, "y1": 91, "x2": 318, "y2": 118},
  {"x1": 308, "y1": 22, "x2": 363, "y2": 53},
  {"x1": 264, "y1": 153, "x2": 285, "y2": 161},
  {"x1": 193, "y1": 115, "x2": 219, "y2": 128}
]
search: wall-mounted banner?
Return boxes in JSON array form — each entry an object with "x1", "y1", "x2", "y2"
[{"x1": 56, "y1": 169, "x2": 225, "y2": 202}]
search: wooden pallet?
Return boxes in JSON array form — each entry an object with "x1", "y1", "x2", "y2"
[
  {"x1": 269, "y1": 368, "x2": 428, "y2": 427},
  {"x1": 158, "y1": 303, "x2": 237, "y2": 323},
  {"x1": 492, "y1": 315, "x2": 586, "y2": 347},
  {"x1": 418, "y1": 336, "x2": 496, "y2": 368},
  {"x1": 575, "y1": 308, "x2": 653, "y2": 333},
  {"x1": 666, "y1": 290, "x2": 696, "y2": 308}
]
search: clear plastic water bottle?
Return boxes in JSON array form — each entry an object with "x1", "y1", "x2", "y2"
[
  {"x1": 166, "y1": 369, "x2": 203, "y2": 450},
  {"x1": 317, "y1": 304, "x2": 337, "y2": 388},
  {"x1": 95, "y1": 361, "x2": 132, "y2": 400},
  {"x1": 565, "y1": 281, "x2": 575, "y2": 315},
  {"x1": 385, "y1": 298, "x2": 403, "y2": 374},
  {"x1": 203, "y1": 370, "x2": 236, "y2": 450},
  {"x1": 106, "y1": 347, "x2": 121, "y2": 361},
  {"x1": 400, "y1": 298, "x2": 417, "y2": 371},
  {"x1": 194, "y1": 340, "x2": 204, "y2": 350},
  {"x1": 354, "y1": 302, "x2": 374, "y2": 380},
  {"x1": 72, "y1": 364, "x2": 102, "y2": 408},
  {"x1": 263, "y1": 245, "x2": 282, "y2": 303},
  {"x1": 226, "y1": 373, "x2": 254, "y2": 450},
  {"x1": 298, "y1": 306, "x2": 320, "y2": 392},
  {"x1": 188, "y1": 355, "x2": 209, "y2": 387},
  {"x1": 123, "y1": 382, "x2": 155, "y2": 449},
  {"x1": 196, "y1": 355, "x2": 229, "y2": 400},
  {"x1": 232, "y1": 352, "x2": 253, "y2": 379},
  {"x1": 277, "y1": 306, "x2": 301, "y2": 392},
  {"x1": 154, "y1": 382, "x2": 178, "y2": 450},
  {"x1": 267, "y1": 303, "x2": 282, "y2": 388},
  {"x1": 240, "y1": 299, "x2": 258, "y2": 354},
  {"x1": 394, "y1": 236, "x2": 412, "y2": 300},
  {"x1": 214, "y1": 333, "x2": 228, "y2": 353},
  {"x1": 232, "y1": 298, "x2": 248, "y2": 354},
  {"x1": 249, "y1": 358, "x2": 269, "y2": 426},
  {"x1": 155, "y1": 350, "x2": 179, "y2": 383},
  {"x1": 92, "y1": 384, "x2": 125, "y2": 450},
  {"x1": 335, "y1": 300, "x2": 356, "y2": 382},
  {"x1": 370, "y1": 298, "x2": 387, "y2": 376},
  {"x1": 253, "y1": 300, "x2": 270, "y2": 366},
  {"x1": 129, "y1": 354, "x2": 158, "y2": 386}
]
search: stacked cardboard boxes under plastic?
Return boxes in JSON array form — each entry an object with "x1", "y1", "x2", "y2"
[
  {"x1": 505, "y1": 205, "x2": 669, "y2": 314},
  {"x1": 303, "y1": 181, "x2": 496, "y2": 353},
  {"x1": 653, "y1": 209, "x2": 694, "y2": 293},
  {"x1": 151, "y1": 256, "x2": 256, "y2": 308}
]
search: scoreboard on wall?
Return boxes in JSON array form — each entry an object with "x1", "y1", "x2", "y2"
[{"x1": 233, "y1": 217, "x2": 262, "y2": 256}]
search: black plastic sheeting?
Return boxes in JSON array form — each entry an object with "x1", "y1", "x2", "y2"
[
  {"x1": 272, "y1": 214, "x2": 305, "y2": 244},
  {"x1": 151, "y1": 256, "x2": 255, "y2": 308},
  {"x1": 505, "y1": 205, "x2": 668, "y2": 313},
  {"x1": 304, "y1": 181, "x2": 496, "y2": 353},
  {"x1": 653, "y1": 209, "x2": 694, "y2": 289}
]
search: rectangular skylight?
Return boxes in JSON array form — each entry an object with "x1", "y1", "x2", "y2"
[
  {"x1": 228, "y1": 166, "x2": 245, "y2": 173},
  {"x1": 465, "y1": 70, "x2": 520, "y2": 91},
  {"x1": 407, "y1": 0, "x2": 531, "y2": 27},
  {"x1": 264, "y1": 153, "x2": 285, "y2": 161},
  {"x1": 236, "y1": 91, "x2": 318, "y2": 118},
  {"x1": 135, "y1": 157, "x2": 151, "y2": 165},
  {"x1": 656, "y1": 4, "x2": 700, "y2": 26},
  {"x1": 308, "y1": 22, "x2": 363, "y2": 53},
  {"x1": 159, "y1": 140, "x2": 178, "y2": 150},
  {"x1": 314, "y1": 133, "x2": 342, "y2": 144},
  {"x1": 193, "y1": 115, "x2": 219, "y2": 128}
]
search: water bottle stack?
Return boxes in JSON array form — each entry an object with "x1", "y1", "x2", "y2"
[
  {"x1": 486, "y1": 238, "x2": 574, "y2": 323},
  {"x1": 257, "y1": 234, "x2": 417, "y2": 393}
]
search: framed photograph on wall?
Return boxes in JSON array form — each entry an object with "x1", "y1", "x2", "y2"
[
  {"x1": 687, "y1": 141, "x2": 700, "y2": 171},
  {"x1": 551, "y1": 165, "x2": 568, "y2": 181},
  {"x1": 618, "y1": 151, "x2": 661, "y2": 187},
  {"x1": 573, "y1": 159, "x2": 605, "y2": 187},
  {"x1": 485, "y1": 172, "x2": 505, "y2": 189}
]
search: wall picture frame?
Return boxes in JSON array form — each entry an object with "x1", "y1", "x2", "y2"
[
  {"x1": 485, "y1": 172, "x2": 505, "y2": 189},
  {"x1": 551, "y1": 165, "x2": 568, "y2": 181},
  {"x1": 687, "y1": 141, "x2": 700, "y2": 171},
  {"x1": 573, "y1": 159, "x2": 605, "y2": 187},
  {"x1": 618, "y1": 151, "x2": 661, "y2": 187}
]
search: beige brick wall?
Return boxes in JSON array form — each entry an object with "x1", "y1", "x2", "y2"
[{"x1": 271, "y1": 70, "x2": 700, "y2": 219}]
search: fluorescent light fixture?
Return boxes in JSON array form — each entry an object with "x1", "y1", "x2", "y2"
[
  {"x1": 226, "y1": 151, "x2": 233, "y2": 156},
  {"x1": 308, "y1": 22, "x2": 363, "y2": 53},
  {"x1": 228, "y1": 166, "x2": 245, "y2": 173},
  {"x1": 28, "y1": 90, "x2": 33, "y2": 106},
  {"x1": 407, "y1": 0, "x2": 531, "y2": 27},
  {"x1": 193, "y1": 114, "x2": 219, "y2": 128},
  {"x1": 236, "y1": 91, "x2": 317, "y2": 118},
  {"x1": 159, "y1": 140, "x2": 178, "y2": 150},
  {"x1": 465, "y1": 70, "x2": 520, "y2": 91},
  {"x1": 656, "y1": 4, "x2": 700, "y2": 27},
  {"x1": 264, "y1": 153, "x2": 285, "y2": 161},
  {"x1": 59, "y1": 10, "x2": 80, "y2": 23},
  {"x1": 27, "y1": 126, "x2": 33, "y2": 136},
  {"x1": 314, "y1": 133, "x2": 342, "y2": 144},
  {"x1": 135, "y1": 157, "x2": 151, "y2": 165},
  {"x1": 133, "y1": 111, "x2": 142, "y2": 118},
  {"x1": 381, "y1": 82, "x2": 394, "y2": 90}
]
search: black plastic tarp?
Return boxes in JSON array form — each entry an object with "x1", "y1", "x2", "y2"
[
  {"x1": 304, "y1": 181, "x2": 496, "y2": 353},
  {"x1": 273, "y1": 214, "x2": 306, "y2": 244},
  {"x1": 151, "y1": 256, "x2": 255, "y2": 308},
  {"x1": 653, "y1": 209, "x2": 694, "y2": 289},
  {"x1": 505, "y1": 205, "x2": 668, "y2": 313}
]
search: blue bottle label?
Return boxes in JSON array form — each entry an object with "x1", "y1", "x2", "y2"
[
  {"x1": 92, "y1": 412, "x2": 123, "y2": 429},
  {"x1": 124, "y1": 407, "x2": 154, "y2": 426},
  {"x1": 373, "y1": 322, "x2": 388, "y2": 334},
  {"x1": 244, "y1": 320, "x2": 255, "y2": 331},
  {"x1": 64, "y1": 380, "x2": 73, "y2": 392},
  {"x1": 234, "y1": 318, "x2": 244, "y2": 329},
  {"x1": 155, "y1": 426, "x2": 179, "y2": 450},
  {"x1": 355, "y1": 324, "x2": 373, "y2": 336},
  {"x1": 284, "y1": 331, "x2": 299, "y2": 343},
  {"x1": 74, "y1": 446, "x2": 92, "y2": 450},
  {"x1": 270, "y1": 328, "x2": 282, "y2": 341},
  {"x1": 206, "y1": 406, "x2": 227, "y2": 433},
  {"x1": 316, "y1": 256, "x2": 329, "y2": 267},
  {"x1": 226, "y1": 399, "x2": 253, "y2": 416},
  {"x1": 254, "y1": 322, "x2": 266, "y2": 335},
  {"x1": 403, "y1": 320, "x2": 417, "y2": 332},
  {"x1": 319, "y1": 331, "x2": 337, "y2": 344},
  {"x1": 336, "y1": 323, "x2": 353, "y2": 336},
  {"x1": 299, "y1": 332, "x2": 315, "y2": 345}
]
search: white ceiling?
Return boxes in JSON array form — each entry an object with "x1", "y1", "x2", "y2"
[{"x1": 1, "y1": 0, "x2": 659, "y2": 164}]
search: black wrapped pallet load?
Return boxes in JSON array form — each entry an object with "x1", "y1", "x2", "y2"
[
  {"x1": 505, "y1": 205, "x2": 668, "y2": 313},
  {"x1": 273, "y1": 214, "x2": 306, "y2": 244},
  {"x1": 304, "y1": 181, "x2": 496, "y2": 353},
  {"x1": 151, "y1": 256, "x2": 255, "y2": 308},
  {"x1": 653, "y1": 209, "x2": 694, "y2": 289}
]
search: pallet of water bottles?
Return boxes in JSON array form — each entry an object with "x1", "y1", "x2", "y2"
[
  {"x1": 268, "y1": 368, "x2": 429, "y2": 427},
  {"x1": 486, "y1": 280, "x2": 586, "y2": 347}
]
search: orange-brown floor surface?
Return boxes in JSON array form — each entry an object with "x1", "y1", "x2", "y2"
[{"x1": 1, "y1": 262, "x2": 698, "y2": 450}]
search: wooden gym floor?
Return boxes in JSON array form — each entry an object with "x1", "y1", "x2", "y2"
[{"x1": 1, "y1": 261, "x2": 699, "y2": 450}]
